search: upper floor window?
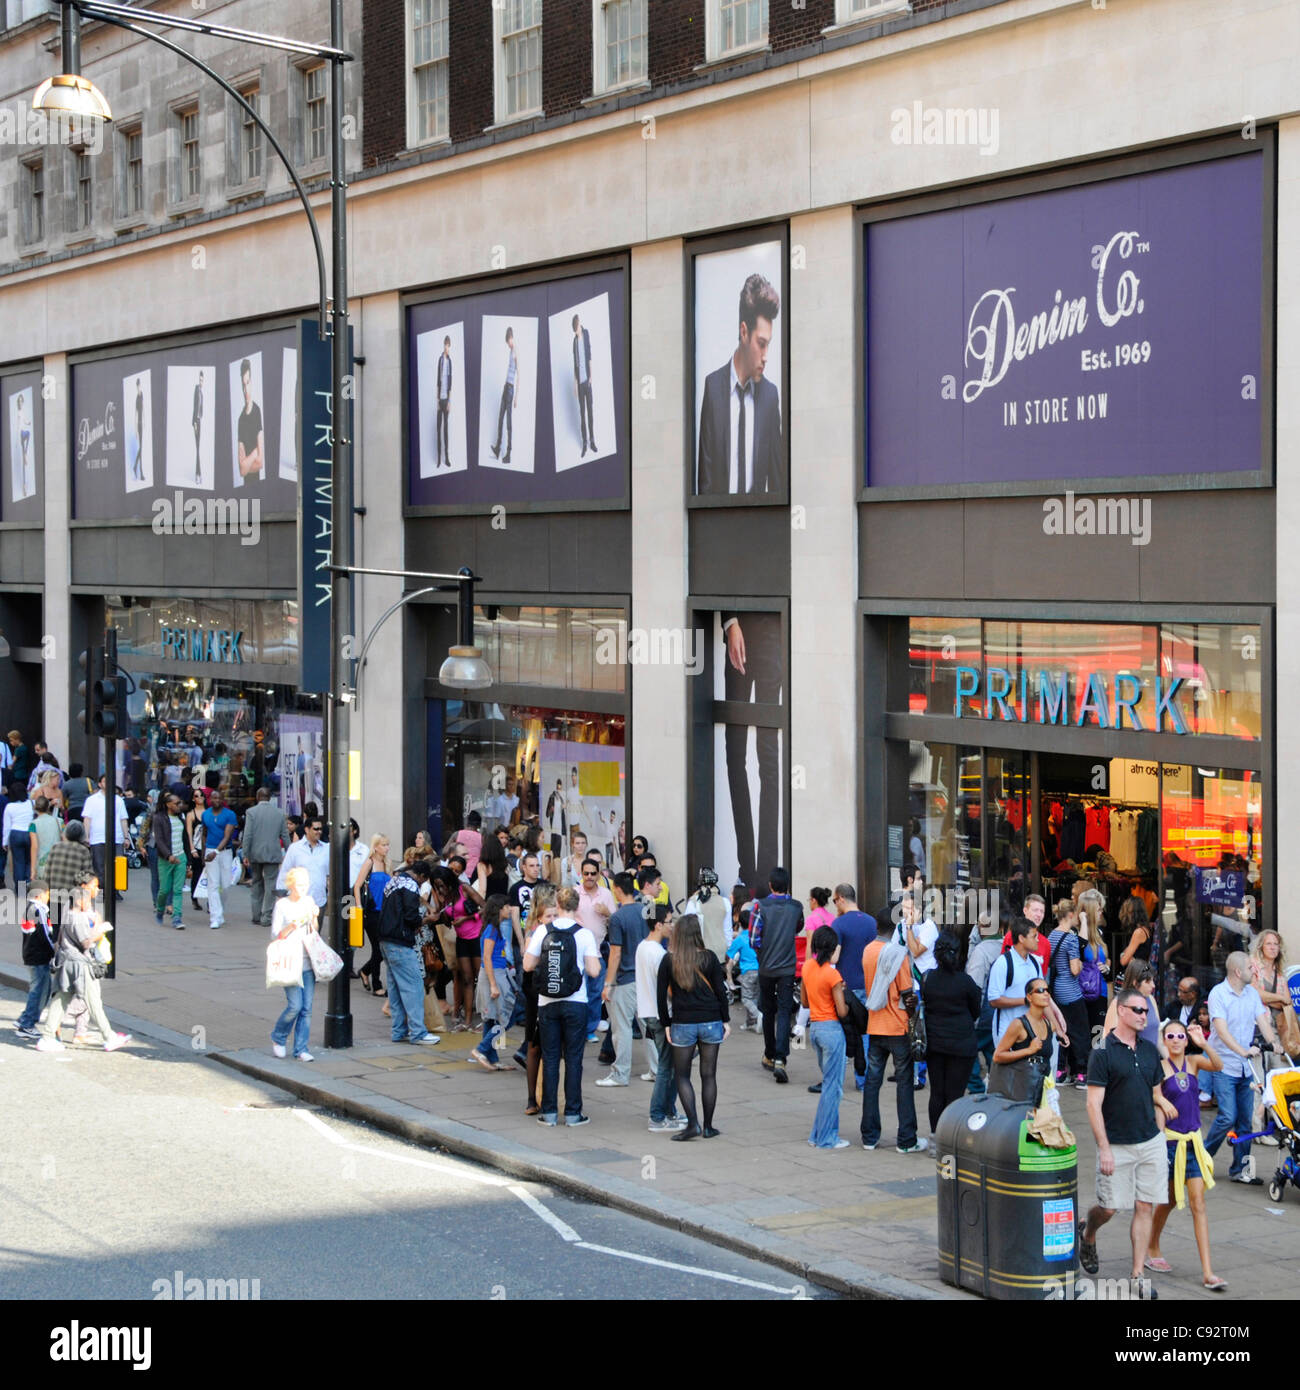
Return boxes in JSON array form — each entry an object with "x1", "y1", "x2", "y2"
[
  {"x1": 834, "y1": 0, "x2": 911, "y2": 21},
  {"x1": 239, "y1": 85, "x2": 263, "y2": 182},
  {"x1": 74, "y1": 148, "x2": 93, "y2": 231},
  {"x1": 179, "y1": 105, "x2": 201, "y2": 199},
  {"x1": 407, "y1": 0, "x2": 449, "y2": 145},
  {"x1": 22, "y1": 158, "x2": 44, "y2": 243},
  {"x1": 304, "y1": 64, "x2": 328, "y2": 163},
  {"x1": 593, "y1": 0, "x2": 646, "y2": 95},
  {"x1": 119, "y1": 124, "x2": 144, "y2": 218},
  {"x1": 708, "y1": 0, "x2": 767, "y2": 60},
  {"x1": 495, "y1": 0, "x2": 542, "y2": 123}
]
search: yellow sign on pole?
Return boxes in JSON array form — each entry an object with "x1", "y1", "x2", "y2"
[
  {"x1": 348, "y1": 749, "x2": 361, "y2": 800},
  {"x1": 115, "y1": 856, "x2": 128, "y2": 892}
]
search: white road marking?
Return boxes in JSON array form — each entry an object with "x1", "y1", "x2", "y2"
[
  {"x1": 508, "y1": 1184, "x2": 581, "y2": 1242},
  {"x1": 574, "y1": 1241, "x2": 802, "y2": 1295},
  {"x1": 289, "y1": 1106, "x2": 803, "y2": 1295}
]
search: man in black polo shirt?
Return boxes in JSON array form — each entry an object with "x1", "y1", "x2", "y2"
[{"x1": 1078, "y1": 986, "x2": 1178, "y2": 1297}]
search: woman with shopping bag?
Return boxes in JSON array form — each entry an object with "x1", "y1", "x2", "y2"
[{"x1": 267, "y1": 865, "x2": 336, "y2": 1062}]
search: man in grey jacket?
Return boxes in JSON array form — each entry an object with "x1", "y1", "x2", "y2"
[
  {"x1": 751, "y1": 865, "x2": 803, "y2": 1084},
  {"x1": 242, "y1": 788, "x2": 287, "y2": 928}
]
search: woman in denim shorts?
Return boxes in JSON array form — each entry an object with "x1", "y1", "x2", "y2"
[{"x1": 656, "y1": 913, "x2": 731, "y2": 1141}]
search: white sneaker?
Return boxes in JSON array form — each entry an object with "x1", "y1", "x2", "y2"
[
  {"x1": 103, "y1": 1033, "x2": 132, "y2": 1052},
  {"x1": 413, "y1": 1034, "x2": 441, "y2": 1046},
  {"x1": 596, "y1": 1020, "x2": 610, "y2": 1032},
  {"x1": 271, "y1": 1042, "x2": 287, "y2": 1058},
  {"x1": 640, "y1": 1072, "x2": 655, "y2": 1082},
  {"x1": 35, "y1": 1035, "x2": 64, "y2": 1052},
  {"x1": 595, "y1": 1074, "x2": 627, "y2": 1087},
  {"x1": 296, "y1": 1051, "x2": 315, "y2": 1062}
]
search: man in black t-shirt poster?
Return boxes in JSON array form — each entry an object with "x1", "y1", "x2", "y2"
[
  {"x1": 236, "y1": 357, "x2": 264, "y2": 479},
  {"x1": 1077, "y1": 985, "x2": 1178, "y2": 1297}
]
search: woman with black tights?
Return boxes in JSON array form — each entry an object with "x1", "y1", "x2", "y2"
[{"x1": 656, "y1": 912, "x2": 730, "y2": 1141}]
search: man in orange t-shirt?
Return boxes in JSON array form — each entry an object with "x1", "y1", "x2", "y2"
[{"x1": 860, "y1": 921, "x2": 926, "y2": 1153}]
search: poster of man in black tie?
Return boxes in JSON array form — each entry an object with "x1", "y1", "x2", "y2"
[{"x1": 690, "y1": 230, "x2": 787, "y2": 503}]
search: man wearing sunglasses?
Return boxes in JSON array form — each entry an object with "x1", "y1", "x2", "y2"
[
  {"x1": 574, "y1": 856, "x2": 616, "y2": 1042},
  {"x1": 1078, "y1": 986, "x2": 1178, "y2": 1296}
]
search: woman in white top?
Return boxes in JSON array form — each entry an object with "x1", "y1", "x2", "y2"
[
  {"x1": 269, "y1": 865, "x2": 321, "y2": 1062},
  {"x1": 4, "y1": 781, "x2": 36, "y2": 885}
]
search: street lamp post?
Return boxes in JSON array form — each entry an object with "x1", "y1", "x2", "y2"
[{"x1": 34, "y1": 2, "x2": 492, "y2": 1049}]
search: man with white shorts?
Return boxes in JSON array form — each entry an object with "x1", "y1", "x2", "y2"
[{"x1": 1077, "y1": 985, "x2": 1177, "y2": 1298}]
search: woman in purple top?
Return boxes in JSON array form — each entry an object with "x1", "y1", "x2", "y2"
[{"x1": 1145, "y1": 1017, "x2": 1226, "y2": 1291}]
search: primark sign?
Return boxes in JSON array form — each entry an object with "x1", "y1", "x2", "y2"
[
  {"x1": 954, "y1": 666, "x2": 1188, "y2": 733},
  {"x1": 159, "y1": 626, "x2": 244, "y2": 664}
]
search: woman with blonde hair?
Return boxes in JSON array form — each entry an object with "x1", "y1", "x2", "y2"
[
  {"x1": 1103, "y1": 961, "x2": 1161, "y2": 1050},
  {"x1": 353, "y1": 832, "x2": 393, "y2": 996},
  {"x1": 1075, "y1": 889, "x2": 1110, "y2": 1039},
  {"x1": 269, "y1": 865, "x2": 321, "y2": 1062},
  {"x1": 1250, "y1": 929, "x2": 1293, "y2": 1056}
]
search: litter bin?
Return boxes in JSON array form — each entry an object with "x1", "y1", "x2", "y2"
[{"x1": 936, "y1": 1093, "x2": 1077, "y2": 1300}]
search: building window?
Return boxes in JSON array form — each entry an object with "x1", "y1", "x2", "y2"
[
  {"x1": 594, "y1": 0, "x2": 646, "y2": 94},
  {"x1": 496, "y1": 0, "x2": 542, "y2": 122},
  {"x1": 304, "y1": 64, "x2": 328, "y2": 162},
  {"x1": 22, "y1": 158, "x2": 44, "y2": 242},
  {"x1": 834, "y1": 0, "x2": 911, "y2": 21},
  {"x1": 178, "y1": 105, "x2": 201, "y2": 199},
  {"x1": 709, "y1": 0, "x2": 767, "y2": 59},
  {"x1": 123, "y1": 125, "x2": 144, "y2": 216},
  {"x1": 75, "y1": 148, "x2": 93, "y2": 231},
  {"x1": 408, "y1": 0, "x2": 449, "y2": 145},
  {"x1": 239, "y1": 86, "x2": 263, "y2": 182}
]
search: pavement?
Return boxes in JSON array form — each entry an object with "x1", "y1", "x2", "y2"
[{"x1": 4, "y1": 876, "x2": 1297, "y2": 1301}]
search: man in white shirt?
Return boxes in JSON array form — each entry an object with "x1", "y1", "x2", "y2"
[
  {"x1": 564, "y1": 767, "x2": 588, "y2": 838},
  {"x1": 1205, "y1": 951, "x2": 1280, "y2": 1182},
  {"x1": 989, "y1": 917, "x2": 1069, "y2": 1048},
  {"x1": 81, "y1": 776, "x2": 130, "y2": 890},
  {"x1": 635, "y1": 903, "x2": 686, "y2": 1131},
  {"x1": 523, "y1": 885, "x2": 601, "y2": 1127},
  {"x1": 277, "y1": 815, "x2": 329, "y2": 909},
  {"x1": 574, "y1": 859, "x2": 615, "y2": 1040}
]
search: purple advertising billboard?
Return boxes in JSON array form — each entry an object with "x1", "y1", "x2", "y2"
[
  {"x1": 864, "y1": 150, "x2": 1266, "y2": 489},
  {"x1": 407, "y1": 265, "x2": 628, "y2": 511},
  {"x1": 71, "y1": 324, "x2": 300, "y2": 519}
]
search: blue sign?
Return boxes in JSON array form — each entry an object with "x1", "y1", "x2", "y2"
[
  {"x1": 1195, "y1": 868, "x2": 1245, "y2": 908},
  {"x1": 954, "y1": 665, "x2": 1188, "y2": 733}
]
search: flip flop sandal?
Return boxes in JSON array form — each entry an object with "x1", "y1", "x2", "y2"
[
  {"x1": 1203, "y1": 1276, "x2": 1228, "y2": 1292},
  {"x1": 524, "y1": 1104, "x2": 541, "y2": 1116},
  {"x1": 1144, "y1": 1257, "x2": 1172, "y2": 1273}
]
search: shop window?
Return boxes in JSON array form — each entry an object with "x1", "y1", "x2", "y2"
[
  {"x1": 1160, "y1": 623, "x2": 1261, "y2": 740},
  {"x1": 472, "y1": 606, "x2": 626, "y2": 694},
  {"x1": 908, "y1": 741, "x2": 982, "y2": 903},
  {"x1": 907, "y1": 616, "x2": 980, "y2": 716}
]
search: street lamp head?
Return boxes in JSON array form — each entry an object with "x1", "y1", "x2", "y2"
[
  {"x1": 439, "y1": 645, "x2": 492, "y2": 690},
  {"x1": 32, "y1": 72, "x2": 113, "y2": 121}
]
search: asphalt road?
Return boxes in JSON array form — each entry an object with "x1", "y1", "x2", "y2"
[{"x1": 0, "y1": 1007, "x2": 835, "y2": 1302}]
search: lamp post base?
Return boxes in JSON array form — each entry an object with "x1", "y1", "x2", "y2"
[{"x1": 323, "y1": 1012, "x2": 353, "y2": 1050}]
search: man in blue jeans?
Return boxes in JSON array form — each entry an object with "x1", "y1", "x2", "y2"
[
  {"x1": 752, "y1": 866, "x2": 804, "y2": 1084},
  {"x1": 831, "y1": 883, "x2": 876, "y2": 1092},
  {"x1": 1205, "y1": 950, "x2": 1281, "y2": 1182},
  {"x1": 524, "y1": 886, "x2": 602, "y2": 1126},
  {"x1": 376, "y1": 860, "x2": 441, "y2": 1047},
  {"x1": 860, "y1": 916, "x2": 927, "y2": 1153}
]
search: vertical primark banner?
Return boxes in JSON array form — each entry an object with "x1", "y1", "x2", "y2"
[{"x1": 298, "y1": 319, "x2": 351, "y2": 695}]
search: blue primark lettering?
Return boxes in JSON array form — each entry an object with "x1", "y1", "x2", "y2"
[
  {"x1": 985, "y1": 667, "x2": 1013, "y2": 721},
  {"x1": 1019, "y1": 668, "x2": 1028, "y2": 722},
  {"x1": 1075, "y1": 672, "x2": 1110, "y2": 728},
  {"x1": 1153, "y1": 676, "x2": 1188, "y2": 734},
  {"x1": 955, "y1": 665, "x2": 980, "y2": 716},
  {"x1": 1112, "y1": 673, "x2": 1144, "y2": 731},
  {"x1": 1037, "y1": 670, "x2": 1069, "y2": 725}
]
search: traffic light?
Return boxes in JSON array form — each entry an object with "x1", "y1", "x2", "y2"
[
  {"x1": 77, "y1": 646, "x2": 103, "y2": 736},
  {"x1": 93, "y1": 656, "x2": 121, "y2": 738}
]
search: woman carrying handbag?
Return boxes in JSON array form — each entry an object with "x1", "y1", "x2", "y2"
[{"x1": 269, "y1": 865, "x2": 324, "y2": 1062}]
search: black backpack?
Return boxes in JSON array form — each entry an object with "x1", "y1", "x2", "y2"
[{"x1": 539, "y1": 922, "x2": 583, "y2": 998}]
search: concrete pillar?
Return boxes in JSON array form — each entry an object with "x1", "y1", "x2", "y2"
[
  {"x1": 630, "y1": 240, "x2": 688, "y2": 892},
  {"x1": 789, "y1": 209, "x2": 858, "y2": 898},
  {"x1": 1275, "y1": 119, "x2": 1300, "y2": 965},
  {"x1": 43, "y1": 354, "x2": 70, "y2": 758},
  {"x1": 352, "y1": 293, "x2": 405, "y2": 848}
]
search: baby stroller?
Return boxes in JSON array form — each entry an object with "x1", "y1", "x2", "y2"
[{"x1": 1229, "y1": 1060, "x2": 1300, "y2": 1202}]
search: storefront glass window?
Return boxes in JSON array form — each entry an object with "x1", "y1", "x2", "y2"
[
  {"x1": 1160, "y1": 623, "x2": 1262, "y2": 740},
  {"x1": 472, "y1": 606, "x2": 626, "y2": 694},
  {"x1": 909, "y1": 741, "x2": 981, "y2": 900},
  {"x1": 442, "y1": 701, "x2": 627, "y2": 873},
  {"x1": 906, "y1": 617, "x2": 981, "y2": 716},
  {"x1": 985, "y1": 750, "x2": 1029, "y2": 911}
]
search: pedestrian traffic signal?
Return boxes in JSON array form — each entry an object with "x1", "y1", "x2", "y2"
[
  {"x1": 93, "y1": 664, "x2": 121, "y2": 738},
  {"x1": 77, "y1": 646, "x2": 102, "y2": 735}
]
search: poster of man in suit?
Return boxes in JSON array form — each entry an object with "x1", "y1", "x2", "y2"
[
  {"x1": 693, "y1": 238, "x2": 785, "y2": 498},
  {"x1": 712, "y1": 610, "x2": 784, "y2": 893},
  {"x1": 165, "y1": 364, "x2": 215, "y2": 489},
  {"x1": 547, "y1": 291, "x2": 616, "y2": 472},
  {"x1": 121, "y1": 371, "x2": 153, "y2": 494}
]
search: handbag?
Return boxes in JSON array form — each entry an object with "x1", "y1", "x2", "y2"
[
  {"x1": 266, "y1": 933, "x2": 303, "y2": 988},
  {"x1": 194, "y1": 869, "x2": 210, "y2": 903},
  {"x1": 303, "y1": 929, "x2": 344, "y2": 982},
  {"x1": 1276, "y1": 1001, "x2": 1300, "y2": 1060}
]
